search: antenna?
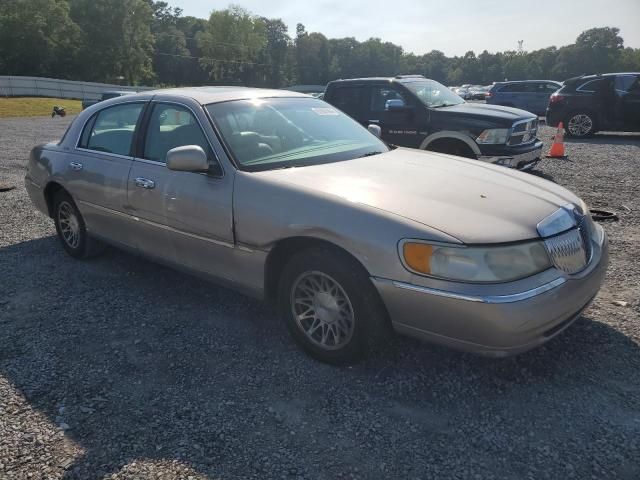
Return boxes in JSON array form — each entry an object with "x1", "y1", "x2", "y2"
[{"x1": 517, "y1": 40, "x2": 524, "y2": 54}]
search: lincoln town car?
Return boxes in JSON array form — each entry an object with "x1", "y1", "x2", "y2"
[{"x1": 25, "y1": 87, "x2": 608, "y2": 364}]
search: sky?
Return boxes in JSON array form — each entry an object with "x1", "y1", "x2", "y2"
[{"x1": 171, "y1": 0, "x2": 640, "y2": 57}]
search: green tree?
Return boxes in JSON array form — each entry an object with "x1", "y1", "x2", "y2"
[
  {"x1": 70, "y1": 0, "x2": 154, "y2": 84},
  {"x1": 0, "y1": 0, "x2": 82, "y2": 78},
  {"x1": 197, "y1": 5, "x2": 266, "y2": 84},
  {"x1": 295, "y1": 27, "x2": 330, "y2": 84}
]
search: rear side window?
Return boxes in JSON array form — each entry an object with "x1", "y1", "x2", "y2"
[
  {"x1": 576, "y1": 79, "x2": 608, "y2": 93},
  {"x1": 78, "y1": 103, "x2": 144, "y2": 156},
  {"x1": 498, "y1": 83, "x2": 528, "y2": 93},
  {"x1": 541, "y1": 83, "x2": 561, "y2": 93},
  {"x1": 329, "y1": 86, "x2": 366, "y2": 117}
]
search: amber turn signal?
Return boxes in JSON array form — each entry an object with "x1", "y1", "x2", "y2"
[{"x1": 403, "y1": 243, "x2": 433, "y2": 274}]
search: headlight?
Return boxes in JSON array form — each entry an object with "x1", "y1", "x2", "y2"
[
  {"x1": 402, "y1": 241, "x2": 551, "y2": 283},
  {"x1": 476, "y1": 128, "x2": 509, "y2": 144}
]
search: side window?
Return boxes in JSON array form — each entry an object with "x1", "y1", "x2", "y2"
[
  {"x1": 542, "y1": 83, "x2": 561, "y2": 93},
  {"x1": 615, "y1": 75, "x2": 638, "y2": 93},
  {"x1": 577, "y1": 79, "x2": 608, "y2": 93},
  {"x1": 370, "y1": 87, "x2": 408, "y2": 111},
  {"x1": 143, "y1": 103, "x2": 218, "y2": 169},
  {"x1": 330, "y1": 87, "x2": 365, "y2": 117},
  {"x1": 79, "y1": 103, "x2": 144, "y2": 156},
  {"x1": 499, "y1": 83, "x2": 525, "y2": 93}
]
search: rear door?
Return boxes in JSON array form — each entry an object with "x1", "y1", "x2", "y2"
[
  {"x1": 127, "y1": 100, "x2": 235, "y2": 274},
  {"x1": 497, "y1": 83, "x2": 530, "y2": 111},
  {"x1": 69, "y1": 101, "x2": 147, "y2": 247},
  {"x1": 325, "y1": 85, "x2": 370, "y2": 125}
]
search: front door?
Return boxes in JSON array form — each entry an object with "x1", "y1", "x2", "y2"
[
  {"x1": 616, "y1": 75, "x2": 640, "y2": 130},
  {"x1": 127, "y1": 101, "x2": 235, "y2": 276},
  {"x1": 368, "y1": 85, "x2": 421, "y2": 147},
  {"x1": 68, "y1": 101, "x2": 147, "y2": 248}
]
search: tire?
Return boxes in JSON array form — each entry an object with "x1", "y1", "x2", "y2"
[
  {"x1": 53, "y1": 190, "x2": 105, "y2": 259},
  {"x1": 427, "y1": 140, "x2": 476, "y2": 159},
  {"x1": 565, "y1": 111, "x2": 597, "y2": 138},
  {"x1": 277, "y1": 247, "x2": 389, "y2": 365}
]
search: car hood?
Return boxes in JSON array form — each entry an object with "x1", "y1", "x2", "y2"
[
  {"x1": 254, "y1": 148, "x2": 581, "y2": 244},
  {"x1": 438, "y1": 102, "x2": 536, "y2": 126}
]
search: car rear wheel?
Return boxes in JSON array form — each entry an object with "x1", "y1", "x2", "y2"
[
  {"x1": 53, "y1": 191, "x2": 105, "y2": 259},
  {"x1": 566, "y1": 112, "x2": 597, "y2": 137},
  {"x1": 277, "y1": 247, "x2": 389, "y2": 365}
]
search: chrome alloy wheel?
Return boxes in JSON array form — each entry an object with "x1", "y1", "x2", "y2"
[
  {"x1": 290, "y1": 271, "x2": 355, "y2": 350},
  {"x1": 58, "y1": 201, "x2": 80, "y2": 249},
  {"x1": 567, "y1": 114, "x2": 593, "y2": 136}
]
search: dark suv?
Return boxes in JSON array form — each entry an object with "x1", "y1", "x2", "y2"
[
  {"x1": 324, "y1": 75, "x2": 543, "y2": 170},
  {"x1": 546, "y1": 73, "x2": 640, "y2": 137}
]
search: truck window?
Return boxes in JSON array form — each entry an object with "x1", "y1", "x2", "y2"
[
  {"x1": 330, "y1": 86, "x2": 366, "y2": 117},
  {"x1": 370, "y1": 87, "x2": 408, "y2": 111}
]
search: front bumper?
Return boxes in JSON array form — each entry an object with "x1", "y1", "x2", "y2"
[
  {"x1": 478, "y1": 140, "x2": 544, "y2": 171},
  {"x1": 372, "y1": 227, "x2": 608, "y2": 357}
]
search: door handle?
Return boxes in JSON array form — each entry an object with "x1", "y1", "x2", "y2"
[
  {"x1": 134, "y1": 177, "x2": 155, "y2": 189},
  {"x1": 369, "y1": 119, "x2": 380, "y2": 123},
  {"x1": 69, "y1": 162, "x2": 83, "y2": 171}
]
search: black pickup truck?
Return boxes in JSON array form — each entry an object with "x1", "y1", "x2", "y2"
[{"x1": 323, "y1": 75, "x2": 543, "y2": 170}]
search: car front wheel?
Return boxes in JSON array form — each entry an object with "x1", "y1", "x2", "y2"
[
  {"x1": 53, "y1": 191, "x2": 105, "y2": 258},
  {"x1": 277, "y1": 247, "x2": 389, "y2": 365},
  {"x1": 566, "y1": 112, "x2": 597, "y2": 137}
]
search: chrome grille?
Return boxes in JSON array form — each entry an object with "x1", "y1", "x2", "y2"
[
  {"x1": 544, "y1": 226, "x2": 589, "y2": 275},
  {"x1": 508, "y1": 118, "x2": 538, "y2": 145}
]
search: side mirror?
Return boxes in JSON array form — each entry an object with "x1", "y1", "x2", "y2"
[
  {"x1": 385, "y1": 99, "x2": 408, "y2": 111},
  {"x1": 367, "y1": 124, "x2": 382, "y2": 138},
  {"x1": 166, "y1": 145, "x2": 209, "y2": 172}
]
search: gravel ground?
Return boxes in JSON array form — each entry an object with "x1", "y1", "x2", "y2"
[{"x1": 0, "y1": 116, "x2": 639, "y2": 480}]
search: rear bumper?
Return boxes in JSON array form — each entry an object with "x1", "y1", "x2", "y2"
[
  {"x1": 478, "y1": 140, "x2": 543, "y2": 171},
  {"x1": 372, "y1": 227, "x2": 608, "y2": 357}
]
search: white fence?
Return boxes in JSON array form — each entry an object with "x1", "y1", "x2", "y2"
[{"x1": 0, "y1": 76, "x2": 152, "y2": 101}]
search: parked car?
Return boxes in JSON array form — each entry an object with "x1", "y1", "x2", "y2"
[
  {"x1": 546, "y1": 72, "x2": 640, "y2": 137},
  {"x1": 25, "y1": 87, "x2": 608, "y2": 364},
  {"x1": 453, "y1": 87, "x2": 471, "y2": 99},
  {"x1": 486, "y1": 80, "x2": 562, "y2": 115},
  {"x1": 324, "y1": 75, "x2": 543, "y2": 170},
  {"x1": 469, "y1": 85, "x2": 493, "y2": 100},
  {"x1": 82, "y1": 90, "x2": 134, "y2": 110}
]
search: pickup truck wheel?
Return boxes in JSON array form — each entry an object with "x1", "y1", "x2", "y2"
[
  {"x1": 426, "y1": 139, "x2": 476, "y2": 159},
  {"x1": 53, "y1": 191, "x2": 105, "y2": 259},
  {"x1": 277, "y1": 247, "x2": 389, "y2": 365},
  {"x1": 565, "y1": 112, "x2": 597, "y2": 137}
]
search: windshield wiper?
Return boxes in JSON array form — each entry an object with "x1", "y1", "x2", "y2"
[{"x1": 359, "y1": 151, "x2": 384, "y2": 158}]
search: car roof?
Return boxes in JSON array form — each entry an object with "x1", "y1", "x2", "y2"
[
  {"x1": 495, "y1": 80, "x2": 562, "y2": 84},
  {"x1": 328, "y1": 76, "x2": 431, "y2": 84},
  {"x1": 146, "y1": 86, "x2": 310, "y2": 105}
]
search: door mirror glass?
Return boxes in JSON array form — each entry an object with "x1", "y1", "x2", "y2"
[
  {"x1": 166, "y1": 145, "x2": 209, "y2": 172},
  {"x1": 367, "y1": 124, "x2": 382, "y2": 138},
  {"x1": 385, "y1": 98, "x2": 407, "y2": 111}
]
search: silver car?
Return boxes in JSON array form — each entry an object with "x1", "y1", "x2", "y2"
[{"x1": 25, "y1": 87, "x2": 608, "y2": 364}]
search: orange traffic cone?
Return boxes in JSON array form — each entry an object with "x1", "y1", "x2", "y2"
[{"x1": 546, "y1": 122, "x2": 567, "y2": 159}]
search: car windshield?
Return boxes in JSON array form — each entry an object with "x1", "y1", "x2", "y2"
[
  {"x1": 206, "y1": 97, "x2": 388, "y2": 172},
  {"x1": 405, "y1": 80, "x2": 465, "y2": 108}
]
